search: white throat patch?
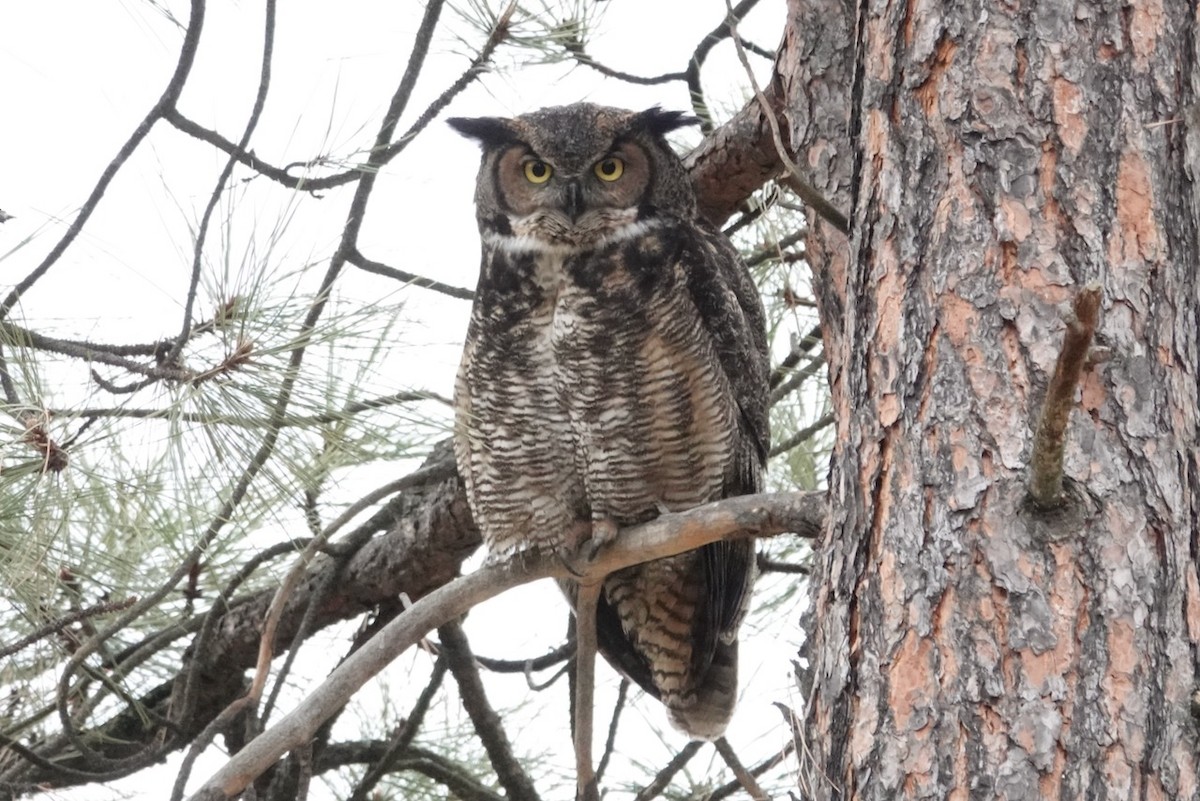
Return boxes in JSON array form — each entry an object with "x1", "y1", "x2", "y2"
[{"x1": 483, "y1": 217, "x2": 663, "y2": 256}]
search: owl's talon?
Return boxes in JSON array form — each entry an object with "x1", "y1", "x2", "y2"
[
  {"x1": 587, "y1": 518, "x2": 619, "y2": 561},
  {"x1": 557, "y1": 549, "x2": 587, "y2": 579}
]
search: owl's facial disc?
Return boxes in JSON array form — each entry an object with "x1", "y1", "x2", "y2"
[{"x1": 494, "y1": 140, "x2": 652, "y2": 248}]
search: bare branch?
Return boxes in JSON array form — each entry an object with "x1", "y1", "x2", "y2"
[
  {"x1": 713, "y1": 737, "x2": 769, "y2": 800},
  {"x1": 634, "y1": 741, "x2": 704, "y2": 801},
  {"x1": 346, "y1": 655, "x2": 448, "y2": 801},
  {"x1": 769, "y1": 325, "x2": 823, "y2": 389},
  {"x1": 55, "y1": 389, "x2": 449, "y2": 429},
  {"x1": 318, "y1": 744, "x2": 505, "y2": 801},
  {"x1": 454, "y1": 641, "x2": 573, "y2": 674},
  {"x1": 1027, "y1": 283, "x2": 1102, "y2": 510},
  {"x1": 0, "y1": 598, "x2": 138, "y2": 661},
  {"x1": 769, "y1": 411, "x2": 834, "y2": 458},
  {"x1": 707, "y1": 737, "x2": 796, "y2": 801},
  {"x1": 348, "y1": 249, "x2": 475, "y2": 301},
  {"x1": 769, "y1": 352, "x2": 826, "y2": 406},
  {"x1": 757, "y1": 553, "x2": 809, "y2": 575},
  {"x1": 594, "y1": 678, "x2": 628, "y2": 787},
  {"x1": 187, "y1": 490, "x2": 822, "y2": 799},
  {"x1": 439, "y1": 621, "x2": 542, "y2": 801}
]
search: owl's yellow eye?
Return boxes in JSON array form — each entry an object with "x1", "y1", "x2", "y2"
[
  {"x1": 524, "y1": 160, "x2": 553, "y2": 184},
  {"x1": 594, "y1": 157, "x2": 624, "y2": 182}
]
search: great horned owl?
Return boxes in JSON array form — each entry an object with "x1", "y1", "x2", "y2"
[{"x1": 449, "y1": 103, "x2": 769, "y2": 739}]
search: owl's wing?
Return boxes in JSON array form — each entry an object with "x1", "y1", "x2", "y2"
[
  {"x1": 685, "y1": 226, "x2": 769, "y2": 653},
  {"x1": 591, "y1": 221, "x2": 769, "y2": 710},
  {"x1": 687, "y1": 227, "x2": 771, "y2": 489}
]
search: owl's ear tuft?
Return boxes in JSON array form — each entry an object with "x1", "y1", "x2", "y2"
[
  {"x1": 447, "y1": 116, "x2": 518, "y2": 146},
  {"x1": 634, "y1": 107, "x2": 700, "y2": 137}
]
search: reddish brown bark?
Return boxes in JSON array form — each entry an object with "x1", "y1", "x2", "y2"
[{"x1": 791, "y1": 1, "x2": 1200, "y2": 799}]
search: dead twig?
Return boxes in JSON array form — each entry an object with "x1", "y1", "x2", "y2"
[
  {"x1": 723, "y1": 0, "x2": 849, "y2": 233},
  {"x1": 1027, "y1": 283, "x2": 1102, "y2": 509}
]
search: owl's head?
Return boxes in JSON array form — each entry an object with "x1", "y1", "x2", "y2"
[{"x1": 448, "y1": 103, "x2": 699, "y2": 249}]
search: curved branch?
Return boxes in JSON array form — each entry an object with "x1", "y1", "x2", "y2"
[
  {"x1": 163, "y1": 0, "x2": 276, "y2": 368},
  {"x1": 0, "y1": 0, "x2": 205, "y2": 321},
  {"x1": 348, "y1": 249, "x2": 475, "y2": 301},
  {"x1": 438, "y1": 621, "x2": 541, "y2": 801},
  {"x1": 346, "y1": 655, "x2": 448, "y2": 801},
  {"x1": 188, "y1": 490, "x2": 823, "y2": 800}
]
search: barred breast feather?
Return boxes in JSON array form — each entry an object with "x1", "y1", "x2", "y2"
[
  {"x1": 455, "y1": 216, "x2": 767, "y2": 739},
  {"x1": 451, "y1": 101, "x2": 767, "y2": 742}
]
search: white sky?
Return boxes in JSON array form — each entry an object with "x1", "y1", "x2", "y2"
[{"x1": 2, "y1": 2, "x2": 809, "y2": 798}]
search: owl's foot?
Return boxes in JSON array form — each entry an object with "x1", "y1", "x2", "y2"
[
  {"x1": 581, "y1": 517, "x2": 619, "y2": 563},
  {"x1": 558, "y1": 517, "x2": 619, "y2": 576}
]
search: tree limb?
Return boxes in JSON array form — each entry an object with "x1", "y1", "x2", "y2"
[
  {"x1": 439, "y1": 621, "x2": 541, "y2": 801},
  {"x1": 187, "y1": 490, "x2": 823, "y2": 800}
]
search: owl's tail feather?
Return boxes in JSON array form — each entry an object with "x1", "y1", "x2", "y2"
[{"x1": 665, "y1": 639, "x2": 739, "y2": 741}]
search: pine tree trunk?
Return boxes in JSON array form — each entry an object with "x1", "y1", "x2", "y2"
[{"x1": 787, "y1": 1, "x2": 1200, "y2": 798}]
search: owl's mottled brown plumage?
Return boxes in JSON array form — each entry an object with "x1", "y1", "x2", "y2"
[{"x1": 450, "y1": 103, "x2": 768, "y2": 739}]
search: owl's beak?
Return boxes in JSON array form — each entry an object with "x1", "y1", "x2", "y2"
[{"x1": 563, "y1": 179, "x2": 585, "y2": 222}]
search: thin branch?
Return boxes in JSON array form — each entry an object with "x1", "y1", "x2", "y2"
[
  {"x1": 318, "y1": 744, "x2": 505, "y2": 801},
  {"x1": 688, "y1": 0, "x2": 764, "y2": 131},
  {"x1": 1027, "y1": 282, "x2": 1102, "y2": 509},
  {"x1": 769, "y1": 353, "x2": 826, "y2": 406},
  {"x1": 56, "y1": 389, "x2": 450, "y2": 429},
  {"x1": 527, "y1": 661, "x2": 570, "y2": 691},
  {"x1": 0, "y1": 598, "x2": 138, "y2": 660},
  {"x1": 768, "y1": 411, "x2": 835, "y2": 458},
  {"x1": 438, "y1": 621, "x2": 542, "y2": 801},
  {"x1": 707, "y1": 738, "x2": 796, "y2": 801},
  {"x1": 634, "y1": 741, "x2": 704, "y2": 801},
  {"x1": 757, "y1": 553, "x2": 810, "y2": 575},
  {"x1": 769, "y1": 325, "x2": 823, "y2": 389},
  {"x1": 187, "y1": 490, "x2": 823, "y2": 800},
  {"x1": 292, "y1": 743, "x2": 314, "y2": 801},
  {"x1": 713, "y1": 737, "x2": 769, "y2": 800},
  {"x1": 0, "y1": 313, "x2": 191, "y2": 383},
  {"x1": 563, "y1": 36, "x2": 687, "y2": 85},
  {"x1": 594, "y1": 678, "x2": 628, "y2": 787},
  {"x1": 723, "y1": 0, "x2": 849, "y2": 234},
  {"x1": 739, "y1": 38, "x2": 775, "y2": 60},
  {"x1": 346, "y1": 655, "x2": 448, "y2": 801},
  {"x1": 348, "y1": 249, "x2": 475, "y2": 301},
  {"x1": 452, "y1": 641, "x2": 573, "y2": 674},
  {"x1": 0, "y1": 325, "x2": 170, "y2": 358},
  {"x1": 573, "y1": 579, "x2": 603, "y2": 801},
  {"x1": 745, "y1": 229, "x2": 807, "y2": 267},
  {"x1": 163, "y1": 0, "x2": 276, "y2": 369}
]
